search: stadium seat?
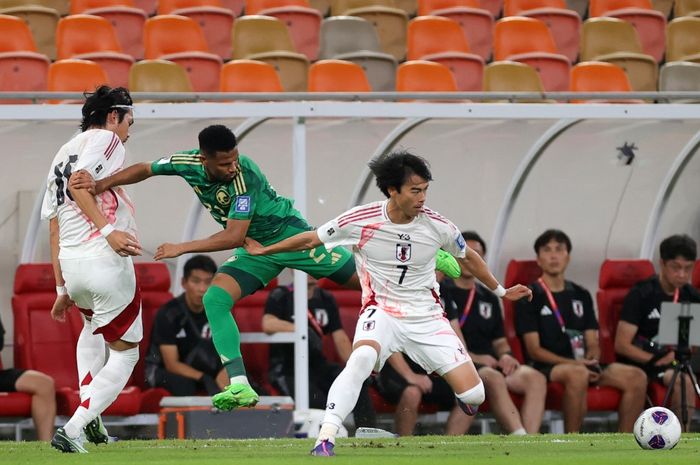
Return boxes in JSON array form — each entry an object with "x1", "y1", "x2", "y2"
[
  {"x1": 220, "y1": 59, "x2": 284, "y2": 92},
  {"x1": 589, "y1": 0, "x2": 666, "y2": 62},
  {"x1": 318, "y1": 16, "x2": 398, "y2": 91},
  {"x1": 0, "y1": 0, "x2": 69, "y2": 15},
  {"x1": 565, "y1": 0, "x2": 588, "y2": 16},
  {"x1": 396, "y1": 60, "x2": 459, "y2": 92},
  {"x1": 71, "y1": 0, "x2": 137, "y2": 12},
  {"x1": 158, "y1": 0, "x2": 236, "y2": 60},
  {"x1": 659, "y1": 62, "x2": 700, "y2": 99},
  {"x1": 247, "y1": 0, "x2": 323, "y2": 61},
  {"x1": 418, "y1": 0, "x2": 494, "y2": 61},
  {"x1": 493, "y1": 17, "x2": 571, "y2": 91},
  {"x1": 0, "y1": 357, "x2": 33, "y2": 423},
  {"x1": 134, "y1": 0, "x2": 158, "y2": 14},
  {"x1": 502, "y1": 259, "x2": 542, "y2": 363},
  {"x1": 0, "y1": 5, "x2": 60, "y2": 60},
  {"x1": 407, "y1": 16, "x2": 485, "y2": 91},
  {"x1": 693, "y1": 259, "x2": 700, "y2": 289},
  {"x1": 128, "y1": 59, "x2": 194, "y2": 93},
  {"x1": 0, "y1": 14, "x2": 49, "y2": 101},
  {"x1": 504, "y1": 0, "x2": 581, "y2": 63},
  {"x1": 71, "y1": 1, "x2": 147, "y2": 60},
  {"x1": 310, "y1": 0, "x2": 331, "y2": 14},
  {"x1": 331, "y1": 0, "x2": 409, "y2": 61},
  {"x1": 596, "y1": 259, "x2": 655, "y2": 364},
  {"x1": 308, "y1": 59, "x2": 372, "y2": 91},
  {"x1": 144, "y1": 15, "x2": 223, "y2": 92},
  {"x1": 483, "y1": 60, "x2": 547, "y2": 95},
  {"x1": 220, "y1": 0, "x2": 246, "y2": 14},
  {"x1": 48, "y1": 59, "x2": 109, "y2": 104},
  {"x1": 56, "y1": 15, "x2": 135, "y2": 88},
  {"x1": 231, "y1": 15, "x2": 310, "y2": 91},
  {"x1": 665, "y1": 17, "x2": 700, "y2": 63},
  {"x1": 570, "y1": 61, "x2": 638, "y2": 102},
  {"x1": 580, "y1": 17, "x2": 658, "y2": 91},
  {"x1": 674, "y1": 0, "x2": 700, "y2": 16}
]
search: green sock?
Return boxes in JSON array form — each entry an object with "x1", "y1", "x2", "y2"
[{"x1": 202, "y1": 285, "x2": 246, "y2": 378}]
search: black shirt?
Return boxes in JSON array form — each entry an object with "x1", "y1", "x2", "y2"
[
  {"x1": 515, "y1": 280, "x2": 598, "y2": 361},
  {"x1": 265, "y1": 285, "x2": 343, "y2": 374},
  {"x1": 441, "y1": 282, "x2": 503, "y2": 357},
  {"x1": 619, "y1": 275, "x2": 700, "y2": 341}
]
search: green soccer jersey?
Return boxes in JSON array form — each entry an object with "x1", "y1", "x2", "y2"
[{"x1": 150, "y1": 150, "x2": 311, "y2": 245}]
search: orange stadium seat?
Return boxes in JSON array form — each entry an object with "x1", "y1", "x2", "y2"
[
  {"x1": 220, "y1": 59, "x2": 284, "y2": 92},
  {"x1": 71, "y1": 0, "x2": 137, "y2": 13},
  {"x1": 247, "y1": 0, "x2": 323, "y2": 61},
  {"x1": 220, "y1": 0, "x2": 246, "y2": 14},
  {"x1": 134, "y1": 0, "x2": 158, "y2": 14},
  {"x1": 128, "y1": 59, "x2": 194, "y2": 93},
  {"x1": 0, "y1": 4, "x2": 60, "y2": 60},
  {"x1": 589, "y1": 0, "x2": 666, "y2": 62},
  {"x1": 395, "y1": 60, "x2": 458, "y2": 91},
  {"x1": 665, "y1": 17, "x2": 700, "y2": 62},
  {"x1": 144, "y1": 15, "x2": 223, "y2": 91},
  {"x1": 504, "y1": 0, "x2": 581, "y2": 63},
  {"x1": 56, "y1": 14, "x2": 134, "y2": 88},
  {"x1": 570, "y1": 61, "x2": 640, "y2": 102},
  {"x1": 407, "y1": 16, "x2": 485, "y2": 91},
  {"x1": 0, "y1": 14, "x2": 49, "y2": 100},
  {"x1": 308, "y1": 59, "x2": 372, "y2": 91},
  {"x1": 48, "y1": 59, "x2": 109, "y2": 103}
]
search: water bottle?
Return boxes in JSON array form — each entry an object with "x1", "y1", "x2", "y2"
[{"x1": 355, "y1": 427, "x2": 398, "y2": 438}]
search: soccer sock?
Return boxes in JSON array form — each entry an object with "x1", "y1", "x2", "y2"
[
  {"x1": 316, "y1": 345, "x2": 378, "y2": 446},
  {"x1": 511, "y1": 428, "x2": 527, "y2": 436},
  {"x1": 456, "y1": 380, "x2": 486, "y2": 406},
  {"x1": 76, "y1": 321, "x2": 106, "y2": 402},
  {"x1": 63, "y1": 346, "x2": 139, "y2": 439},
  {"x1": 202, "y1": 285, "x2": 247, "y2": 382}
]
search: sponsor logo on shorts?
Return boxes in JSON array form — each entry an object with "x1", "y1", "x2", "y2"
[
  {"x1": 226, "y1": 254, "x2": 238, "y2": 262},
  {"x1": 363, "y1": 320, "x2": 375, "y2": 331},
  {"x1": 396, "y1": 243, "x2": 411, "y2": 262},
  {"x1": 235, "y1": 195, "x2": 251, "y2": 213}
]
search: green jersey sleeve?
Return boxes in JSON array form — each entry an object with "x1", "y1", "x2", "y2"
[{"x1": 150, "y1": 150, "x2": 201, "y2": 176}]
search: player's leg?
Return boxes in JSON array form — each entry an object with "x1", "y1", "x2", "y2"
[
  {"x1": 598, "y1": 363, "x2": 646, "y2": 432},
  {"x1": 504, "y1": 365, "x2": 547, "y2": 434},
  {"x1": 477, "y1": 366, "x2": 525, "y2": 434},
  {"x1": 13, "y1": 370, "x2": 56, "y2": 441},
  {"x1": 549, "y1": 363, "x2": 589, "y2": 433},
  {"x1": 76, "y1": 315, "x2": 107, "y2": 403}
]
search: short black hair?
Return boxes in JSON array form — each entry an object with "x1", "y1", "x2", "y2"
[
  {"x1": 659, "y1": 234, "x2": 697, "y2": 261},
  {"x1": 198, "y1": 125, "x2": 237, "y2": 158},
  {"x1": 368, "y1": 150, "x2": 432, "y2": 198},
  {"x1": 80, "y1": 85, "x2": 133, "y2": 132},
  {"x1": 183, "y1": 254, "x2": 217, "y2": 279},
  {"x1": 534, "y1": 229, "x2": 572, "y2": 254},
  {"x1": 461, "y1": 231, "x2": 486, "y2": 255}
]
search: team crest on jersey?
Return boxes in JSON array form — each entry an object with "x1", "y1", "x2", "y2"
[
  {"x1": 235, "y1": 195, "x2": 251, "y2": 213},
  {"x1": 314, "y1": 309, "x2": 329, "y2": 327},
  {"x1": 363, "y1": 320, "x2": 376, "y2": 331},
  {"x1": 479, "y1": 302, "x2": 493, "y2": 319},
  {"x1": 572, "y1": 300, "x2": 584, "y2": 318},
  {"x1": 396, "y1": 243, "x2": 411, "y2": 262},
  {"x1": 216, "y1": 187, "x2": 231, "y2": 206}
]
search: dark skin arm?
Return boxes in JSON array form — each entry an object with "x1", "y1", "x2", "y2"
[
  {"x1": 69, "y1": 162, "x2": 154, "y2": 194},
  {"x1": 154, "y1": 218, "x2": 251, "y2": 260}
]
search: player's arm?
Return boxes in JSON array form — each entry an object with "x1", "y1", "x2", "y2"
[
  {"x1": 459, "y1": 248, "x2": 532, "y2": 301},
  {"x1": 331, "y1": 329, "x2": 352, "y2": 363},
  {"x1": 49, "y1": 217, "x2": 74, "y2": 322},
  {"x1": 244, "y1": 230, "x2": 323, "y2": 256},
  {"x1": 154, "y1": 218, "x2": 251, "y2": 260},
  {"x1": 387, "y1": 353, "x2": 433, "y2": 394},
  {"x1": 583, "y1": 329, "x2": 601, "y2": 361},
  {"x1": 492, "y1": 337, "x2": 520, "y2": 375},
  {"x1": 261, "y1": 314, "x2": 295, "y2": 334},
  {"x1": 69, "y1": 162, "x2": 154, "y2": 195},
  {"x1": 159, "y1": 344, "x2": 205, "y2": 380}
]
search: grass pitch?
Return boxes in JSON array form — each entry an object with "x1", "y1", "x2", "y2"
[{"x1": 2, "y1": 434, "x2": 699, "y2": 465}]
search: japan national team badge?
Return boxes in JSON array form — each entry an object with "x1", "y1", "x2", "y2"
[
  {"x1": 479, "y1": 302, "x2": 492, "y2": 319},
  {"x1": 396, "y1": 243, "x2": 411, "y2": 262},
  {"x1": 572, "y1": 300, "x2": 584, "y2": 318},
  {"x1": 363, "y1": 320, "x2": 375, "y2": 331}
]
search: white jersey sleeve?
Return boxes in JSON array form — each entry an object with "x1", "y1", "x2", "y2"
[
  {"x1": 317, "y1": 214, "x2": 359, "y2": 251},
  {"x1": 442, "y1": 219, "x2": 468, "y2": 258}
]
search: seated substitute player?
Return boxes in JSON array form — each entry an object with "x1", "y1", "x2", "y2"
[
  {"x1": 615, "y1": 234, "x2": 700, "y2": 430},
  {"x1": 263, "y1": 275, "x2": 376, "y2": 428},
  {"x1": 441, "y1": 231, "x2": 546, "y2": 435},
  {"x1": 515, "y1": 229, "x2": 646, "y2": 433},
  {"x1": 0, "y1": 316, "x2": 56, "y2": 441},
  {"x1": 44, "y1": 86, "x2": 143, "y2": 453},
  {"x1": 69, "y1": 125, "x2": 461, "y2": 412},
  {"x1": 244, "y1": 150, "x2": 532, "y2": 456},
  {"x1": 145, "y1": 255, "x2": 229, "y2": 396}
]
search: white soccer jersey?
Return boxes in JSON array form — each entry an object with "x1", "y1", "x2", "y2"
[
  {"x1": 317, "y1": 200, "x2": 467, "y2": 319},
  {"x1": 41, "y1": 129, "x2": 137, "y2": 259}
]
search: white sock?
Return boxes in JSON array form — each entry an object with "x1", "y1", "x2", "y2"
[
  {"x1": 456, "y1": 380, "x2": 485, "y2": 406},
  {"x1": 229, "y1": 375, "x2": 250, "y2": 386},
  {"x1": 76, "y1": 322, "x2": 107, "y2": 402},
  {"x1": 64, "y1": 346, "x2": 139, "y2": 438},
  {"x1": 315, "y1": 345, "x2": 377, "y2": 446},
  {"x1": 511, "y1": 427, "x2": 527, "y2": 436}
]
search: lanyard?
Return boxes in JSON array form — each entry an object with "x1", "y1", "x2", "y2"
[
  {"x1": 673, "y1": 288, "x2": 679, "y2": 303},
  {"x1": 307, "y1": 310, "x2": 324, "y2": 338},
  {"x1": 537, "y1": 278, "x2": 567, "y2": 333},
  {"x1": 459, "y1": 286, "x2": 477, "y2": 328}
]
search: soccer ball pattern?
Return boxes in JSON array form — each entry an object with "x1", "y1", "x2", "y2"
[{"x1": 633, "y1": 407, "x2": 682, "y2": 450}]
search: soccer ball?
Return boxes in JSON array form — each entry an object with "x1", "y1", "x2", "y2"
[{"x1": 633, "y1": 407, "x2": 681, "y2": 450}]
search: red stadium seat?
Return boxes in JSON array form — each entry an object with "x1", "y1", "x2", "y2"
[
  {"x1": 502, "y1": 259, "x2": 542, "y2": 363},
  {"x1": 0, "y1": 358, "x2": 33, "y2": 420},
  {"x1": 692, "y1": 259, "x2": 700, "y2": 289}
]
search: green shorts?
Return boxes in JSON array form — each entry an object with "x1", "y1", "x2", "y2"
[{"x1": 218, "y1": 244, "x2": 356, "y2": 298}]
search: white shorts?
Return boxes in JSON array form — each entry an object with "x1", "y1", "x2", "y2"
[
  {"x1": 60, "y1": 253, "x2": 143, "y2": 344},
  {"x1": 353, "y1": 306, "x2": 470, "y2": 376}
]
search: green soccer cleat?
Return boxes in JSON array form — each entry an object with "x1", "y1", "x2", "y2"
[
  {"x1": 84, "y1": 415, "x2": 111, "y2": 445},
  {"x1": 212, "y1": 383, "x2": 260, "y2": 411},
  {"x1": 51, "y1": 427, "x2": 88, "y2": 453},
  {"x1": 436, "y1": 249, "x2": 461, "y2": 279}
]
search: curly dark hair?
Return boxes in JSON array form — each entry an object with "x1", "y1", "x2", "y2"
[
  {"x1": 368, "y1": 150, "x2": 432, "y2": 198},
  {"x1": 80, "y1": 85, "x2": 133, "y2": 132}
]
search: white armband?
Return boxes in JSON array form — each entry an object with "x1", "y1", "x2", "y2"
[
  {"x1": 56, "y1": 285, "x2": 68, "y2": 296},
  {"x1": 494, "y1": 284, "x2": 507, "y2": 298},
  {"x1": 100, "y1": 223, "x2": 115, "y2": 237}
]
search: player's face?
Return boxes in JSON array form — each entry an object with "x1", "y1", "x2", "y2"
[
  {"x1": 109, "y1": 109, "x2": 133, "y2": 143},
  {"x1": 391, "y1": 174, "x2": 429, "y2": 220},
  {"x1": 203, "y1": 148, "x2": 240, "y2": 182},
  {"x1": 660, "y1": 257, "x2": 694, "y2": 290},
  {"x1": 536, "y1": 239, "x2": 570, "y2": 276},
  {"x1": 182, "y1": 269, "x2": 214, "y2": 310}
]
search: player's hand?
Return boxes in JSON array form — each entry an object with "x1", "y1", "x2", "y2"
[
  {"x1": 655, "y1": 350, "x2": 675, "y2": 366},
  {"x1": 498, "y1": 354, "x2": 520, "y2": 376},
  {"x1": 105, "y1": 230, "x2": 142, "y2": 257},
  {"x1": 154, "y1": 242, "x2": 183, "y2": 260},
  {"x1": 243, "y1": 237, "x2": 265, "y2": 256},
  {"x1": 504, "y1": 284, "x2": 533, "y2": 302},
  {"x1": 51, "y1": 295, "x2": 74, "y2": 322},
  {"x1": 407, "y1": 373, "x2": 433, "y2": 394},
  {"x1": 69, "y1": 170, "x2": 97, "y2": 195},
  {"x1": 476, "y1": 354, "x2": 498, "y2": 369}
]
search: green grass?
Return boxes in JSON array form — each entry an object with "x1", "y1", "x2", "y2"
[{"x1": 2, "y1": 434, "x2": 700, "y2": 464}]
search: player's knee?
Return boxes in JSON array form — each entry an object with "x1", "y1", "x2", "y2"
[
  {"x1": 111, "y1": 346, "x2": 139, "y2": 368},
  {"x1": 203, "y1": 285, "x2": 233, "y2": 317},
  {"x1": 348, "y1": 345, "x2": 378, "y2": 375},
  {"x1": 457, "y1": 380, "x2": 485, "y2": 406}
]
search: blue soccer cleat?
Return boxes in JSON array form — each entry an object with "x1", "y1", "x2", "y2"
[{"x1": 310, "y1": 439, "x2": 335, "y2": 456}]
